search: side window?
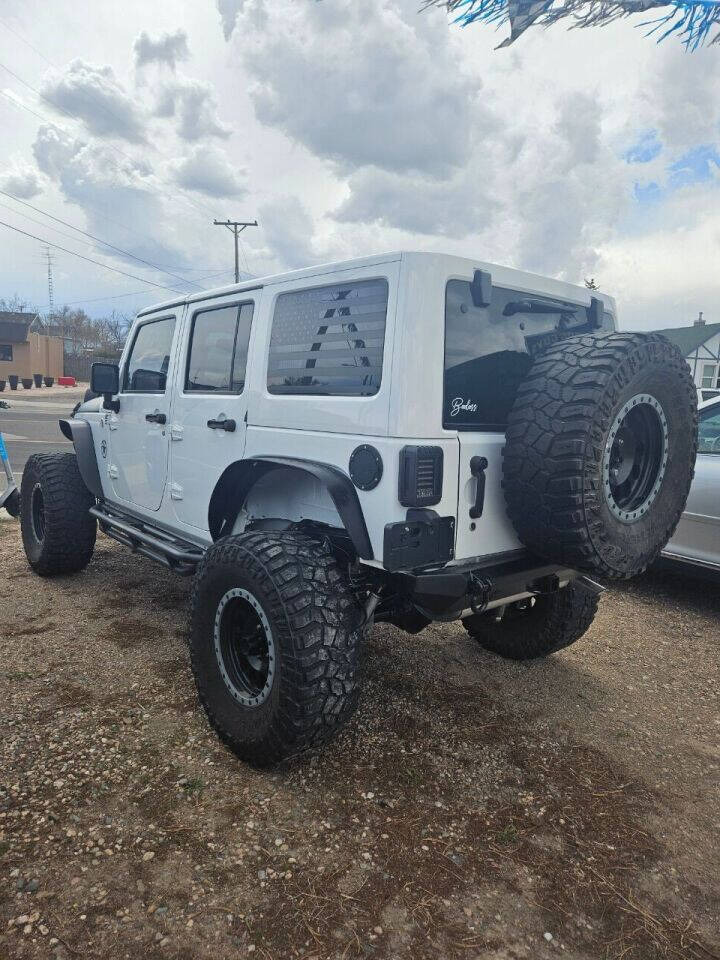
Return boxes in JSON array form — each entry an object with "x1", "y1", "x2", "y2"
[
  {"x1": 0, "y1": 344, "x2": 12, "y2": 362},
  {"x1": 123, "y1": 317, "x2": 175, "y2": 393},
  {"x1": 185, "y1": 302, "x2": 254, "y2": 393},
  {"x1": 698, "y1": 405, "x2": 720, "y2": 455},
  {"x1": 701, "y1": 364, "x2": 719, "y2": 390},
  {"x1": 267, "y1": 278, "x2": 388, "y2": 397}
]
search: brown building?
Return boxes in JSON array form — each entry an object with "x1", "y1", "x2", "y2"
[{"x1": 0, "y1": 311, "x2": 64, "y2": 384}]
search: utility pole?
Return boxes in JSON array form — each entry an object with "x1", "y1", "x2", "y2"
[{"x1": 213, "y1": 219, "x2": 258, "y2": 283}]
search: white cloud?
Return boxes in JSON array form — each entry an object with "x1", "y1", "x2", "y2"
[
  {"x1": 170, "y1": 145, "x2": 247, "y2": 197},
  {"x1": 32, "y1": 123, "x2": 192, "y2": 271},
  {"x1": 232, "y1": 0, "x2": 478, "y2": 176},
  {"x1": 642, "y1": 46, "x2": 720, "y2": 152},
  {"x1": 216, "y1": 0, "x2": 247, "y2": 39},
  {"x1": 133, "y1": 29, "x2": 190, "y2": 71},
  {"x1": 154, "y1": 77, "x2": 231, "y2": 141},
  {"x1": 40, "y1": 59, "x2": 147, "y2": 142},
  {"x1": 0, "y1": 165, "x2": 43, "y2": 200},
  {"x1": 257, "y1": 195, "x2": 317, "y2": 270}
]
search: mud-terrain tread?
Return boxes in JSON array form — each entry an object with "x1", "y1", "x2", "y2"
[
  {"x1": 20, "y1": 453, "x2": 96, "y2": 576},
  {"x1": 502, "y1": 332, "x2": 697, "y2": 579},
  {"x1": 463, "y1": 581, "x2": 599, "y2": 660},
  {"x1": 190, "y1": 531, "x2": 365, "y2": 766}
]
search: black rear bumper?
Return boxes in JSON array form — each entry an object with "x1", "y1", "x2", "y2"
[{"x1": 390, "y1": 552, "x2": 599, "y2": 620}]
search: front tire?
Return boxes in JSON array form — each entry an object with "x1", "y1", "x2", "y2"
[
  {"x1": 462, "y1": 581, "x2": 599, "y2": 661},
  {"x1": 20, "y1": 453, "x2": 96, "y2": 576},
  {"x1": 190, "y1": 532, "x2": 365, "y2": 767}
]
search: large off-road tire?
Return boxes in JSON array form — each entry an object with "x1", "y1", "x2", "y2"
[
  {"x1": 190, "y1": 531, "x2": 365, "y2": 767},
  {"x1": 20, "y1": 453, "x2": 96, "y2": 576},
  {"x1": 503, "y1": 333, "x2": 697, "y2": 579},
  {"x1": 463, "y1": 581, "x2": 599, "y2": 661}
]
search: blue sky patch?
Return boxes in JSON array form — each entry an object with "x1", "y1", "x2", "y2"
[
  {"x1": 667, "y1": 145, "x2": 720, "y2": 189},
  {"x1": 625, "y1": 130, "x2": 662, "y2": 164},
  {"x1": 633, "y1": 181, "x2": 663, "y2": 204}
]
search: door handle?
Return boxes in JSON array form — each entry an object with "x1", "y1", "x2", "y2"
[
  {"x1": 207, "y1": 418, "x2": 236, "y2": 432},
  {"x1": 145, "y1": 412, "x2": 167, "y2": 425},
  {"x1": 469, "y1": 456, "x2": 488, "y2": 519}
]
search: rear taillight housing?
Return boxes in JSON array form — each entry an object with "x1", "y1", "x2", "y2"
[{"x1": 398, "y1": 446, "x2": 443, "y2": 507}]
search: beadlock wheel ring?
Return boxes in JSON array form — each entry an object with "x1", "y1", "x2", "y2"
[
  {"x1": 213, "y1": 588, "x2": 275, "y2": 707},
  {"x1": 602, "y1": 393, "x2": 668, "y2": 525}
]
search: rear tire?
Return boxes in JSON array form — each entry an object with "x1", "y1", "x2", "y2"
[
  {"x1": 190, "y1": 531, "x2": 365, "y2": 767},
  {"x1": 463, "y1": 581, "x2": 599, "y2": 661},
  {"x1": 20, "y1": 453, "x2": 96, "y2": 576}
]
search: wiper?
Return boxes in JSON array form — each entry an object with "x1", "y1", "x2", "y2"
[{"x1": 503, "y1": 298, "x2": 578, "y2": 316}]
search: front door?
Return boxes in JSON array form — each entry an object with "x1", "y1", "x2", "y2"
[
  {"x1": 108, "y1": 313, "x2": 178, "y2": 511},
  {"x1": 170, "y1": 295, "x2": 256, "y2": 531}
]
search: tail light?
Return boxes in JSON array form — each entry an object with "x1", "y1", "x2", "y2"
[{"x1": 398, "y1": 446, "x2": 443, "y2": 507}]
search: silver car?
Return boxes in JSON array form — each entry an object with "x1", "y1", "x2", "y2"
[{"x1": 663, "y1": 397, "x2": 720, "y2": 572}]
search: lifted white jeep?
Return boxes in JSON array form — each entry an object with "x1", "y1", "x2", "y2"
[{"x1": 20, "y1": 252, "x2": 697, "y2": 766}]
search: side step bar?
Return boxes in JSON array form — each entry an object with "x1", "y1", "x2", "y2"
[{"x1": 90, "y1": 504, "x2": 205, "y2": 576}]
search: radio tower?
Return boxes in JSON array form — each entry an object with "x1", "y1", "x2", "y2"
[{"x1": 43, "y1": 246, "x2": 55, "y2": 317}]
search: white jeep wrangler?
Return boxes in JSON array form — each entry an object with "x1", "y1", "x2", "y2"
[{"x1": 19, "y1": 252, "x2": 697, "y2": 766}]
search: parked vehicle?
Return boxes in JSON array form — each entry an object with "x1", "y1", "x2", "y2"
[
  {"x1": 663, "y1": 397, "x2": 720, "y2": 573},
  {"x1": 18, "y1": 252, "x2": 698, "y2": 765}
]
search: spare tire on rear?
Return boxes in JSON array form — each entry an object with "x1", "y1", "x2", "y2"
[{"x1": 502, "y1": 332, "x2": 697, "y2": 579}]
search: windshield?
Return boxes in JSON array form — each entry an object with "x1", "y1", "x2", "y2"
[{"x1": 444, "y1": 280, "x2": 613, "y2": 431}]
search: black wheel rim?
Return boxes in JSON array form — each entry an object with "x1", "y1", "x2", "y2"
[
  {"x1": 213, "y1": 588, "x2": 275, "y2": 707},
  {"x1": 31, "y1": 483, "x2": 46, "y2": 542},
  {"x1": 602, "y1": 394, "x2": 668, "y2": 524}
]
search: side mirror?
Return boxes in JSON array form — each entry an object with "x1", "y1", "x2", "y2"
[{"x1": 90, "y1": 362, "x2": 120, "y2": 413}]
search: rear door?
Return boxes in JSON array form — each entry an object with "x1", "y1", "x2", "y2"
[
  {"x1": 169, "y1": 293, "x2": 257, "y2": 530},
  {"x1": 108, "y1": 313, "x2": 179, "y2": 511},
  {"x1": 443, "y1": 279, "x2": 614, "y2": 562}
]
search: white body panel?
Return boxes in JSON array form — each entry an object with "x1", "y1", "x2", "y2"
[{"x1": 78, "y1": 251, "x2": 618, "y2": 568}]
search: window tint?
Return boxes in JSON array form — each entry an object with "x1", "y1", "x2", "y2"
[
  {"x1": 698, "y1": 404, "x2": 720, "y2": 455},
  {"x1": 185, "y1": 302, "x2": 254, "y2": 393},
  {"x1": 444, "y1": 281, "x2": 612, "y2": 431},
  {"x1": 0, "y1": 344, "x2": 12, "y2": 362},
  {"x1": 267, "y1": 279, "x2": 388, "y2": 396},
  {"x1": 123, "y1": 317, "x2": 175, "y2": 392}
]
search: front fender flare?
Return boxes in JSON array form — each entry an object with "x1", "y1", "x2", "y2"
[
  {"x1": 59, "y1": 418, "x2": 103, "y2": 499},
  {"x1": 209, "y1": 456, "x2": 374, "y2": 560}
]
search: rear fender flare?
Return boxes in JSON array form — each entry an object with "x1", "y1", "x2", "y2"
[{"x1": 208, "y1": 456, "x2": 374, "y2": 560}]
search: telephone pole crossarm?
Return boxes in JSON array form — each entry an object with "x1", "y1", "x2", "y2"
[{"x1": 213, "y1": 219, "x2": 259, "y2": 283}]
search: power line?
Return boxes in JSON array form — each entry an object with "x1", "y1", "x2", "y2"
[
  {"x1": 0, "y1": 218, "x2": 183, "y2": 293},
  {"x1": 0, "y1": 189, "x2": 204, "y2": 289},
  {"x1": 31, "y1": 268, "x2": 236, "y2": 310}
]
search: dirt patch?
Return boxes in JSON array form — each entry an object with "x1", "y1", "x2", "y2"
[{"x1": 0, "y1": 519, "x2": 718, "y2": 959}]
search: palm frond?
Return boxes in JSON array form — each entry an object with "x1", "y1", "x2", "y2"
[{"x1": 422, "y1": 0, "x2": 720, "y2": 48}]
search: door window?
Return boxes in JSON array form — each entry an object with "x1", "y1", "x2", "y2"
[
  {"x1": 698, "y1": 404, "x2": 720, "y2": 455},
  {"x1": 123, "y1": 317, "x2": 176, "y2": 393},
  {"x1": 185, "y1": 302, "x2": 254, "y2": 393}
]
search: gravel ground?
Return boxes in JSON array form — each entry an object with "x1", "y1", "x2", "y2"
[{"x1": 1, "y1": 516, "x2": 718, "y2": 960}]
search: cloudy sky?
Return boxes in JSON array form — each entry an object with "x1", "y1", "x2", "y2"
[{"x1": 0, "y1": 0, "x2": 718, "y2": 329}]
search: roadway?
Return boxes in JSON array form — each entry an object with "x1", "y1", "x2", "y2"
[{"x1": 0, "y1": 389, "x2": 81, "y2": 480}]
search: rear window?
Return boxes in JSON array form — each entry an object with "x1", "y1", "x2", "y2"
[
  {"x1": 444, "y1": 281, "x2": 612, "y2": 431},
  {"x1": 267, "y1": 278, "x2": 388, "y2": 396}
]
